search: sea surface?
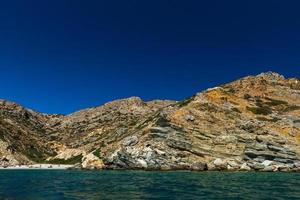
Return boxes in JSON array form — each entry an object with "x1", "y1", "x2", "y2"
[{"x1": 0, "y1": 170, "x2": 299, "y2": 200}]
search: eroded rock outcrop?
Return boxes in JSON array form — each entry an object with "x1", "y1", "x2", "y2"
[{"x1": 0, "y1": 72, "x2": 299, "y2": 171}]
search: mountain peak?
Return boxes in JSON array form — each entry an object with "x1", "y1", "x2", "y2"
[{"x1": 256, "y1": 71, "x2": 285, "y2": 81}]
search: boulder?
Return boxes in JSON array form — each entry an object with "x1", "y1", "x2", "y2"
[
  {"x1": 248, "y1": 162, "x2": 265, "y2": 170},
  {"x1": 123, "y1": 136, "x2": 139, "y2": 147},
  {"x1": 227, "y1": 160, "x2": 240, "y2": 170},
  {"x1": 213, "y1": 158, "x2": 227, "y2": 170},
  {"x1": 155, "y1": 149, "x2": 166, "y2": 156},
  {"x1": 185, "y1": 115, "x2": 195, "y2": 122},
  {"x1": 137, "y1": 159, "x2": 148, "y2": 168},
  {"x1": 261, "y1": 165, "x2": 276, "y2": 172},
  {"x1": 278, "y1": 165, "x2": 291, "y2": 172},
  {"x1": 81, "y1": 153, "x2": 105, "y2": 169},
  {"x1": 190, "y1": 162, "x2": 208, "y2": 171},
  {"x1": 240, "y1": 163, "x2": 251, "y2": 171},
  {"x1": 149, "y1": 127, "x2": 169, "y2": 133},
  {"x1": 262, "y1": 160, "x2": 273, "y2": 167}
]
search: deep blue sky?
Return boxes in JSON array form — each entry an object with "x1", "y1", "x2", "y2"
[{"x1": 0, "y1": 0, "x2": 300, "y2": 114}]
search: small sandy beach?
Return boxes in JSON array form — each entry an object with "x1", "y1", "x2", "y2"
[{"x1": 0, "y1": 164, "x2": 74, "y2": 170}]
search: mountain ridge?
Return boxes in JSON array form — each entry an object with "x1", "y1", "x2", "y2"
[{"x1": 0, "y1": 71, "x2": 299, "y2": 171}]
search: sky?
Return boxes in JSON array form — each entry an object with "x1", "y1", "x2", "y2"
[{"x1": 0, "y1": 0, "x2": 300, "y2": 114}]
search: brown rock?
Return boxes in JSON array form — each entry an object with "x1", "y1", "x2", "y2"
[{"x1": 0, "y1": 72, "x2": 299, "y2": 171}]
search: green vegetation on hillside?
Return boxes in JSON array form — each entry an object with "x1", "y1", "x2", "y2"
[
  {"x1": 265, "y1": 98, "x2": 288, "y2": 106},
  {"x1": 93, "y1": 149, "x2": 101, "y2": 158},
  {"x1": 247, "y1": 106, "x2": 272, "y2": 115},
  {"x1": 283, "y1": 105, "x2": 300, "y2": 112},
  {"x1": 256, "y1": 116, "x2": 280, "y2": 122},
  {"x1": 47, "y1": 154, "x2": 83, "y2": 165},
  {"x1": 177, "y1": 96, "x2": 195, "y2": 107}
]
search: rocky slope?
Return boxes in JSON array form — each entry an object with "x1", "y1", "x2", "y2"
[{"x1": 0, "y1": 72, "x2": 299, "y2": 171}]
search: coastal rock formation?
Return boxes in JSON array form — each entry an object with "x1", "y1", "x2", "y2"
[{"x1": 0, "y1": 72, "x2": 299, "y2": 171}]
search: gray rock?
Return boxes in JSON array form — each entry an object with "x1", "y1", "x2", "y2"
[
  {"x1": 245, "y1": 148, "x2": 298, "y2": 162},
  {"x1": 278, "y1": 165, "x2": 291, "y2": 172},
  {"x1": 267, "y1": 144, "x2": 284, "y2": 152},
  {"x1": 252, "y1": 143, "x2": 268, "y2": 151},
  {"x1": 190, "y1": 162, "x2": 208, "y2": 171},
  {"x1": 155, "y1": 149, "x2": 166, "y2": 156},
  {"x1": 137, "y1": 159, "x2": 148, "y2": 168},
  {"x1": 145, "y1": 151, "x2": 154, "y2": 162},
  {"x1": 240, "y1": 163, "x2": 251, "y2": 171},
  {"x1": 149, "y1": 132, "x2": 168, "y2": 138},
  {"x1": 261, "y1": 165, "x2": 276, "y2": 172},
  {"x1": 240, "y1": 121, "x2": 263, "y2": 133},
  {"x1": 273, "y1": 158, "x2": 294, "y2": 164},
  {"x1": 149, "y1": 127, "x2": 169, "y2": 133},
  {"x1": 213, "y1": 158, "x2": 227, "y2": 170},
  {"x1": 253, "y1": 156, "x2": 266, "y2": 163},
  {"x1": 227, "y1": 160, "x2": 240, "y2": 169},
  {"x1": 294, "y1": 162, "x2": 300, "y2": 168},
  {"x1": 166, "y1": 138, "x2": 192, "y2": 151},
  {"x1": 185, "y1": 115, "x2": 195, "y2": 121},
  {"x1": 248, "y1": 162, "x2": 265, "y2": 170},
  {"x1": 116, "y1": 128, "x2": 127, "y2": 135},
  {"x1": 262, "y1": 160, "x2": 273, "y2": 167},
  {"x1": 291, "y1": 167, "x2": 300, "y2": 172},
  {"x1": 123, "y1": 136, "x2": 139, "y2": 147}
]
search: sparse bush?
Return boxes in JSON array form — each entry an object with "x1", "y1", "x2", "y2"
[
  {"x1": 231, "y1": 107, "x2": 241, "y2": 113},
  {"x1": 229, "y1": 101, "x2": 239, "y2": 105},
  {"x1": 255, "y1": 98, "x2": 263, "y2": 106},
  {"x1": 243, "y1": 94, "x2": 251, "y2": 100},
  {"x1": 290, "y1": 83, "x2": 300, "y2": 90},
  {"x1": 24, "y1": 145, "x2": 46, "y2": 163},
  {"x1": 47, "y1": 154, "x2": 83, "y2": 164},
  {"x1": 200, "y1": 103, "x2": 218, "y2": 112},
  {"x1": 227, "y1": 88, "x2": 236, "y2": 93},
  {"x1": 256, "y1": 116, "x2": 280, "y2": 122},
  {"x1": 221, "y1": 97, "x2": 228, "y2": 101},
  {"x1": 93, "y1": 149, "x2": 101, "y2": 158},
  {"x1": 265, "y1": 98, "x2": 288, "y2": 106},
  {"x1": 177, "y1": 96, "x2": 195, "y2": 107},
  {"x1": 247, "y1": 106, "x2": 272, "y2": 115},
  {"x1": 283, "y1": 105, "x2": 300, "y2": 112}
]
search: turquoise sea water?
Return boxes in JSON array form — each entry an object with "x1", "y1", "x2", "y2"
[{"x1": 0, "y1": 170, "x2": 299, "y2": 200}]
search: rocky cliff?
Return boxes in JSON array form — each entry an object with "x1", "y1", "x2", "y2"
[{"x1": 0, "y1": 72, "x2": 299, "y2": 171}]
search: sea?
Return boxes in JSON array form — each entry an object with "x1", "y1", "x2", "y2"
[{"x1": 0, "y1": 170, "x2": 299, "y2": 199}]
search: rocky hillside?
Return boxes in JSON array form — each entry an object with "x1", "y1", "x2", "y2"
[{"x1": 0, "y1": 72, "x2": 299, "y2": 171}]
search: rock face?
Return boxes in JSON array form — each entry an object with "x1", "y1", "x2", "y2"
[
  {"x1": 81, "y1": 153, "x2": 104, "y2": 169},
  {"x1": 0, "y1": 72, "x2": 300, "y2": 171}
]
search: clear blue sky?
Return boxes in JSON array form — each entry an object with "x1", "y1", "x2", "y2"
[{"x1": 0, "y1": 0, "x2": 299, "y2": 114}]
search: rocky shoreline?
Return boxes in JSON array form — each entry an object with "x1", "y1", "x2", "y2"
[
  {"x1": 0, "y1": 72, "x2": 299, "y2": 172},
  {"x1": 1, "y1": 162, "x2": 298, "y2": 172}
]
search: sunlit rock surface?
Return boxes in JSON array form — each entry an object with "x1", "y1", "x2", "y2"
[{"x1": 0, "y1": 72, "x2": 299, "y2": 171}]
